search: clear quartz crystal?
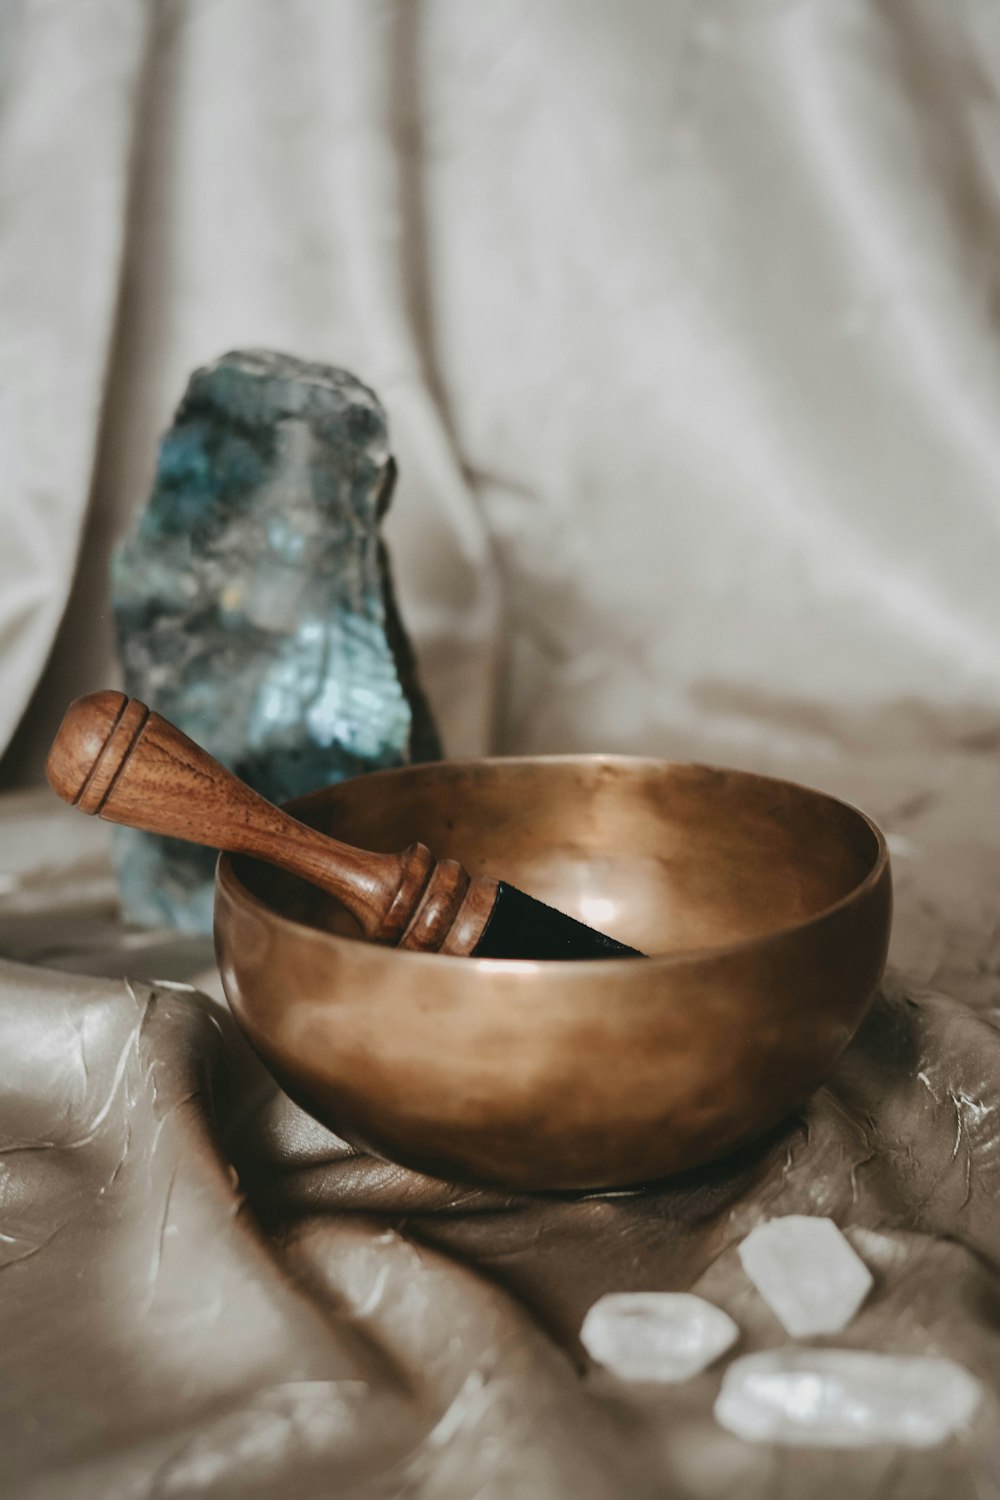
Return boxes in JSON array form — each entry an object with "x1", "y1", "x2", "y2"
[
  {"x1": 580, "y1": 1292, "x2": 738, "y2": 1382},
  {"x1": 738, "y1": 1216, "x2": 873, "y2": 1337},
  {"x1": 715, "y1": 1348, "x2": 982, "y2": 1448}
]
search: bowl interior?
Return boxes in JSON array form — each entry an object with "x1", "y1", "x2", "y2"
[{"x1": 232, "y1": 757, "x2": 881, "y2": 957}]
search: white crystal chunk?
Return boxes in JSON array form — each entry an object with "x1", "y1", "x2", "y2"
[
  {"x1": 580, "y1": 1292, "x2": 738, "y2": 1382},
  {"x1": 738, "y1": 1216, "x2": 873, "y2": 1336},
  {"x1": 715, "y1": 1348, "x2": 982, "y2": 1448}
]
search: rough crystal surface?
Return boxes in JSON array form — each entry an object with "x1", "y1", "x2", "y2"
[
  {"x1": 715, "y1": 1349, "x2": 982, "y2": 1448},
  {"x1": 111, "y1": 350, "x2": 441, "y2": 931},
  {"x1": 738, "y1": 1216, "x2": 873, "y2": 1337},
  {"x1": 580, "y1": 1292, "x2": 739, "y2": 1382}
]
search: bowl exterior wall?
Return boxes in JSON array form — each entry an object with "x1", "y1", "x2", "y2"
[{"x1": 215, "y1": 774, "x2": 890, "y2": 1190}]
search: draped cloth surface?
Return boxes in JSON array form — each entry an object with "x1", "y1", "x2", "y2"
[
  {"x1": 3, "y1": 0, "x2": 1000, "y2": 775},
  {"x1": 2, "y1": 759, "x2": 999, "y2": 1499},
  {"x1": 2, "y1": 1, "x2": 1000, "y2": 1496}
]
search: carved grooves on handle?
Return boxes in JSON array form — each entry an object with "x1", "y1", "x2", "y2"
[
  {"x1": 371, "y1": 847, "x2": 496, "y2": 954},
  {"x1": 375, "y1": 842, "x2": 435, "y2": 946},
  {"x1": 400, "y1": 858, "x2": 471, "y2": 952},
  {"x1": 75, "y1": 698, "x2": 151, "y2": 816}
]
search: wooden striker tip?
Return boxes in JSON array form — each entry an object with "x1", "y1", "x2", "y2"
[{"x1": 45, "y1": 690, "x2": 130, "y2": 807}]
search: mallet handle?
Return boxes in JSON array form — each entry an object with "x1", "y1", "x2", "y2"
[{"x1": 45, "y1": 691, "x2": 497, "y2": 954}]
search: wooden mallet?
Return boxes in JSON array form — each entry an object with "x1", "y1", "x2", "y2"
[{"x1": 45, "y1": 692, "x2": 642, "y2": 960}]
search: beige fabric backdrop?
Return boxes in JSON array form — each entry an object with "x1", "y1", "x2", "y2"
[{"x1": 3, "y1": 0, "x2": 1000, "y2": 784}]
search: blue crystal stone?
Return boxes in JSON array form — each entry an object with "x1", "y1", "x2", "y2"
[{"x1": 110, "y1": 350, "x2": 441, "y2": 932}]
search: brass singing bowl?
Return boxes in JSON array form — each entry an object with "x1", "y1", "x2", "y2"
[{"x1": 215, "y1": 756, "x2": 891, "y2": 1191}]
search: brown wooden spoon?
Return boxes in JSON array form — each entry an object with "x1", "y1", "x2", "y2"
[{"x1": 45, "y1": 691, "x2": 641, "y2": 960}]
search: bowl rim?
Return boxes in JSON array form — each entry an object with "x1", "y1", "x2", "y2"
[{"x1": 215, "y1": 753, "x2": 890, "y2": 974}]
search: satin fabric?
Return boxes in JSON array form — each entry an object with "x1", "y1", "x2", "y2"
[{"x1": 1, "y1": 762, "x2": 999, "y2": 1497}]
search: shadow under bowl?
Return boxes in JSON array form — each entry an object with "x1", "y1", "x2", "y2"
[{"x1": 214, "y1": 755, "x2": 891, "y2": 1191}]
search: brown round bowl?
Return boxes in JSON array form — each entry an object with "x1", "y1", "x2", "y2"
[{"x1": 215, "y1": 756, "x2": 891, "y2": 1190}]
